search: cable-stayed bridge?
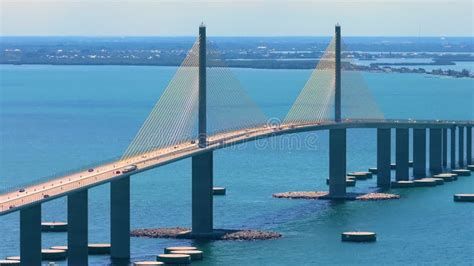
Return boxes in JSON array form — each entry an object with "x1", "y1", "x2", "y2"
[{"x1": 0, "y1": 25, "x2": 473, "y2": 265}]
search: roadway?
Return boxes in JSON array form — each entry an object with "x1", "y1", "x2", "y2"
[{"x1": 1, "y1": 118, "x2": 472, "y2": 216}]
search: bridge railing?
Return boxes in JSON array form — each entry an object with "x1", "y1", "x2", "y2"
[{"x1": 0, "y1": 155, "x2": 123, "y2": 196}]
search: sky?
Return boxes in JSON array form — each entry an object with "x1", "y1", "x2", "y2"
[{"x1": 0, "y1": 0, "x2": 473, "y2": 37}]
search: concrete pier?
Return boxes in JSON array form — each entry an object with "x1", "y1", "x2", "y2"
[
  {"x1": 20, "y1": 204, "x2": 41, "y2": 266},
  {"x1": 192, "y1": 151, "x2": 213, "y2": 235},
  {"x1": 328, "y1": 129, "x2": 346, "y2": 198},
  {"x1": 68, "y1": 190, "x2": 88, "y2": 266},
  {"x1": 377, "y1": 128, "x2": 391, "y2": 189},
  {"x1": 442, "y1": 128, "x2": 448, "y2": 169},
  {"x1": 396, "y1": 128, "x2": 409, "y2": 181},
  {"x1": 413, "y1": 128, "x2": 426, "y2": 179},
  {"x1": 451, "y1": 127, "x2": 456, "y2": 169},
  {"x1": 111, "y1": 176, "x2": 130, "y2": 263},
  {"x1": 429, "y1": 128, "x2": 442, "y2": 175},
  {"x1": 459, "y1": 126, "x2": 464, "y2": 167},
  {"x1": 468, "y1": 127, "x2": 472, "y2": 165}
]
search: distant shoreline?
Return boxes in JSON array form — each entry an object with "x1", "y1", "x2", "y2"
[{"x1": 1, "y1": 62, "x2": 472, "y2": 78}]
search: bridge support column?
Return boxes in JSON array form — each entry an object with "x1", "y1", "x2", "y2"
[
  {"x1": 396, "y1": 128, "x2": 409, "y2": 181},
  {"x1": 328, "y1": 129, "x2": 346, "y2": 198},
  {"x1": 20, "y1": 204, "x2": 41, "y2": 266},
  {"x1": 111, "y1": 176, "x2": 130, "y2": 264},
  {"x1": 442, "y1": 128, "x2": 448, "y2": 169},
  {"x1": 68, "y1": 190, "x2": 88, "y2": 266},
  {"x1": 467, "y1": 127, "x2": 472, "y2": 165},
  {"x1": 377, "y1": 128, "x2": 391, "y2": 189},
  {"x1": 451, "y1": 127, "x2": 456, "y2": 169},
  {"x1": 413, "y1": 128, "x2": 426, "y2": 179},
  {"x1": 192, "y1": 151, "x2": 213, "y2": 236},
  {"x1": 429, "y1": 128, "x2": 443, "y2": 175},
  {"x1": 459, "y1": 126, "x2": 464, "y2": 167}
]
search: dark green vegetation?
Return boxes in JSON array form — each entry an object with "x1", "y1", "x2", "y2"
[{"x1": 1, "y1": 36, "x2": 472, "y2": 77}]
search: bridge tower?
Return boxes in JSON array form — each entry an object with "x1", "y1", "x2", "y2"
[
  {"x1": 191, "y1": 23, "x2": 214, "y2": 237},
  {"x1": 335, "y1": 24, "x2": 341, "y2": 122},
  {"x1": 327, "y1": 24, "x2": 347, "y2": 198},
  {"x1": 199, "y1": 23, "x2": 207, "y2": 148}
]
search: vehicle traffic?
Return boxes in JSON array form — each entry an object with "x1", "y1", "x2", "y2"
[{"x1": 122, "y1": 165, "x2": 137, "y2": 173}]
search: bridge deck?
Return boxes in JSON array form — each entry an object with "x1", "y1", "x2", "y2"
[{"x1": 0, "y1": 119, "x2": 472, "y2": 215}]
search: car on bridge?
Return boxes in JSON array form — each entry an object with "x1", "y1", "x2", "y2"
[{"x1": 122, "y1": 165, "x2": 137, "y2": 173}]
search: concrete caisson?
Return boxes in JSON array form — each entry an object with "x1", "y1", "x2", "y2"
[
  {"x1": 453, "y1": 194, "x2": 474, "y2": 202},
  {"x1": 414, "y1": 179, "x2": 437, "y2": 187},
  {"x1": 433, "y1": 173, "x2": 457, "y2": 182},
  {"x1": 452, "y1": 169, "x2": 471, "y2": 176},
  {"x1": 430, "y1": 178, "x2": 445, "y2": 185},
  {"x1": 50, "y1": 246, "x2": 68, "y2": 253},
  {"x1": 41, "y1": 249, "x2": 67, "y2": 261},
  {"x1": 0, "y1": 260, "x2": 20, "y2": 266},
  {"x1": 156, "y1": 254, "x2": 191, "y2": 264},
  {"x1": 88, "y1": 243, "x2": 111, "y2": 255},
  {"x1": 4, "y1": 257, "x2": 20, "y2": 261},
  {"x1": 212, "y1": 187, "x2": 226, "y2": 195},
  {"x1": 341, "y1": 232, "x2": 376, "y2": 242},
  {"x1": 170, "y1": 250, "x2": 203, "y2": 261},
  {"x1": 133, "y1": 262, "x2": 164, "y2": 266},
  {"x1": 164, "y1": 247, "x2": 197, "y2": 254},
  {"x1": 347, "y1": 172, "x2": 372, "y2": 180},
  {"x1": 391, "y1": 181, "x2": 415, "y2": 188},
  {"x1": 41, "y1": 222, "x2": 68, "y2": 232}
]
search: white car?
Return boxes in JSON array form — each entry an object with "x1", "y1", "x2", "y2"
[{"x1": 122, "y1": 165, "x2": 137, "y2": 173}]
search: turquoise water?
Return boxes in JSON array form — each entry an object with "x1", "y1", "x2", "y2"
[{"x1": 0, "y1": 65, "x2": 473, "y2": 265}]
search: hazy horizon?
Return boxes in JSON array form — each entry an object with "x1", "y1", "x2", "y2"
[{"x1": 1, "y1": 0, "x2": 472, "y2": 37}]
